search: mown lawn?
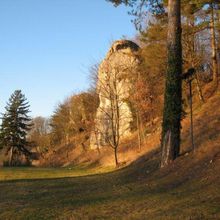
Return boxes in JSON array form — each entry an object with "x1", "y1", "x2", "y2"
[
  {"x1": 0, "y1": 166, "x2": 114, "y2": 181},
  {"x1": 0, "y1": 150, "x2": 220, "y2": 220}
]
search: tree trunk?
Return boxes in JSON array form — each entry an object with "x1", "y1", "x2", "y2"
[
  {"x1": 161, "y1": 0, "x2": 182, "y2": 168},
  {"x1": 195, "y1": 74, "x2": 205, "y2": 103},
  {"x1": 210, "y1": 3, "x2": 219, "y2": 87},
  {"x1": 217, "y1": 7, "x2": 220, "y2": 71},
  {"x1": 189, "y1": 81, "x2": 195, "y2": 151},
  {"x1": 97, "y1": 146, "x2": 101, "y2": 155},
  {"x1": 65, "y1": 134, "x2": 69, "y2": 145},
  {"x1": 189, "y1": 15, "x2": 204, "y2": 103},
  {"x1": 136, "y1": 110, "x2": 142, "y2": 152},
  {"x1": 9, "y1": 147, "x2": 14, "y2": 166},
  {"x1": 161, "y1": 130, "x2": 172, "y2": 166},
  {"x1": 114, "y1": 147, "x2": 118, "y2": 167}
]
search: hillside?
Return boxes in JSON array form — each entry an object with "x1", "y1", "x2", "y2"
[
  {"x1": 38, "y1": 83, "x2": 219, "y2": 168},
  {"x1": 0, "y1": 91, "x2": 219, "y2": 219}
]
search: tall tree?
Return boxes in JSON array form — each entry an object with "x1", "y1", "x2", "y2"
[
  {"x1": 107, "y1": 0, "x2": 183, "y2": 167},
  {"x1": 160, "y1": 0, "x2": 182, "y2": 167},
  {"x1": 94, "y1": 63, "x2": 132, "y2": 167},
  {"x1": 181, "y1": 2, "x2": 206, "y2": 102},
  {"x1": 192, "y1": 0, "x2": 220, "y2": 86},
  {"x1": 0, "y1": 90, "x2": 32, "y2": 166}
]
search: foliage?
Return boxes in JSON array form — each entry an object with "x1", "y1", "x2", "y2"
[
  {"x1": 107, "y1": 0, "x2": 165, "y2": 30},
  {"x1": 133, "y1": 15, "x2": 167, "y2": 123},
  {"x1": 50, "y1": 92, "x2": 98, "y2": 147},
  {"x1": 28, "y1": 116, "x2": 51, "y2": 156},
  {"x1": 0, "y1": 90, "x2": 32, "y2": 166}
]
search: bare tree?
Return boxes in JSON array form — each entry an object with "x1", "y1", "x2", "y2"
[
  {"x1": 28, "y1": 116, "x2": 51, "y2": 157},
  {"x1": 93, "y1": 63, "x2": 135, "y2": 166}
]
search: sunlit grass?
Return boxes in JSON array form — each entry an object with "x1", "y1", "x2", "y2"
[
  {"x1": 0, "y1": 165, "x2": 115, "y2": 181},
  {"x1": 0, "y1": 159, "x2": 219, "y2": 220}
]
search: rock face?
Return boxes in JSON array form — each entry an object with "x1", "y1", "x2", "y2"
[{"x1": 90, "y1": 40, "x2": 140, "y2": 149}]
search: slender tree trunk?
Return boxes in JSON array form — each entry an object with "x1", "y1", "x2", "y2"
[
  {"x1": 65, "y1": 133, "x2": 69, "y2": 145},
  {"x1": 136, "y1": 110, "x2": 142, "y2": 152},
  {"x1": 210, "y1": 4, "x2": 219, "y2": 87},
  {"x1": 161, "y1": 0, "x2": 182, "y2": 168},
  {"x1": 66, "y1": 151, "x2": 69, "y2": 160},
  {"x1": 97, "y1": 146, "x2": 101, "y2": 155},
  {"x1": 189, "y1": 80, "x2": 195, "y2": 151},
  {"x1": 189, "y1": 15, "x2": 204, "y2": 103},
  {"x1": 114, "y1": 147, "x2": 118, "y2": 167},
  {"x1": 217, "y1": 8, "x2": 220, "y2": 70},
  {"x1": 9, "y1": 147, "x2": 14, "y2": 166},
  {"x1": 136, "y1": 71, "x2": 142, "y2": 152},
  {"x1": 94, "y1": 130, "x2": 101, "y2": 155},
  {"x1": 195, "y1": 74, "x2": 205, "y2": 103}
]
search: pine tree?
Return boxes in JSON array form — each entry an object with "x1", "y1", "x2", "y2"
[{"x1": 0, "y1": 90, "x2": 32, "y2": 166}]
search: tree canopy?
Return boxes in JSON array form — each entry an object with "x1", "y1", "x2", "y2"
[{"x1": 0, "y1": 90, "x2": 32, "y2": 166}]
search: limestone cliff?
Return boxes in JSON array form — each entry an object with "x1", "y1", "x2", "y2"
[{"x1": 90, "y1": 40, "x2": 140, "y2": 149}]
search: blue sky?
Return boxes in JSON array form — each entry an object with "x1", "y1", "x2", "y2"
[{"x1": 0, "y1": 0, "x2": 136, "y2": 118}]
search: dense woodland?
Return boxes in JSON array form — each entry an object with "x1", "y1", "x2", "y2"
[{"x1": 0, "y1": 0, "x2": 220, "y2": 167}]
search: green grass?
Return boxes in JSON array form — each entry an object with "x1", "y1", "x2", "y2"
[
  {"x1": 0, "y1": 166, "x2": 115, "y2": 181},
  {"x1": 0, "y1": 150, "x2": 220, "y2": 220}
]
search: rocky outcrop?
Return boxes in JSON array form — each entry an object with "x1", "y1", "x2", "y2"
[{"x1": 90, "y1": 40, "x2": 140, "y2": 149}]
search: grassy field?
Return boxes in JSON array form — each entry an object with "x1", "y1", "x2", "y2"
[
  {"x1": 0, "y1": 147, "x2": 220, "y2": 220},
  {"x1": 0, "y1": 166, "x2": 115, "y2": 181},
  {"x1": 1, "y1": 94, "x2": 220, "y2": 220}
]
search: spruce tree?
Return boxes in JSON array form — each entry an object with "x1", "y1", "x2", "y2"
[{"x1": 0, "y1": 90, "x2": 32, "y2": 166}]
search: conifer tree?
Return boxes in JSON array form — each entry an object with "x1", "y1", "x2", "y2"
[{"x1": 0, "y1": 90, "x2": 32, "y2": 166}]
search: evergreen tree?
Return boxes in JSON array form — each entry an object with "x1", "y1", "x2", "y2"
[{"x1": 0, "y1": 90, "x2": 32, "y2": 166}]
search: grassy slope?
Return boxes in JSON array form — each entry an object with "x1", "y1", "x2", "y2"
[{"x1": 0, "y1": 93, "x2": 220, "y2": 219}]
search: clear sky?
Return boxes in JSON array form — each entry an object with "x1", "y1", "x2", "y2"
[{"x1": 0, "y1": 0, "x2": 136, "y2": 118}]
